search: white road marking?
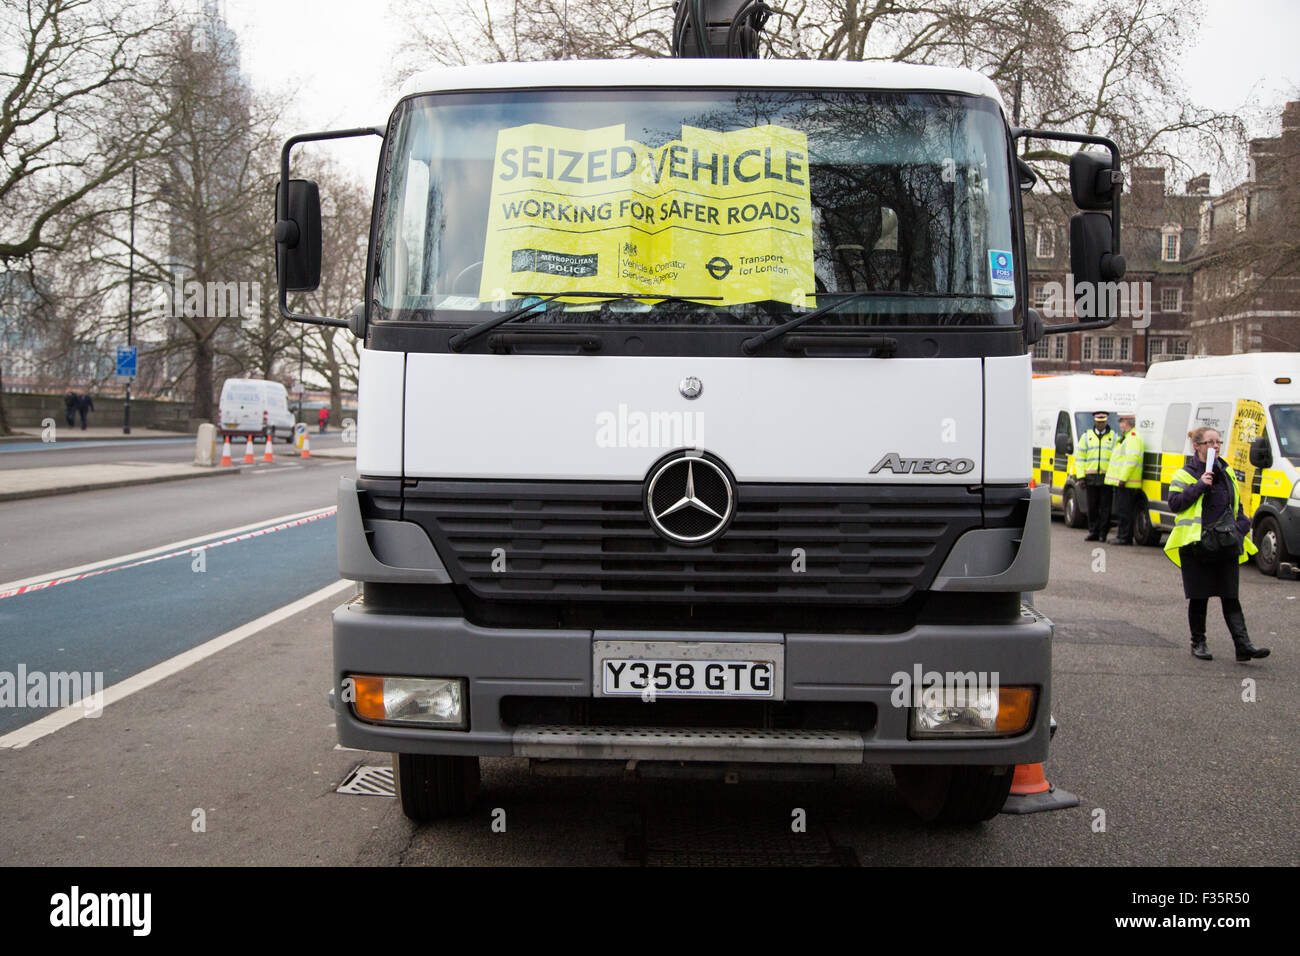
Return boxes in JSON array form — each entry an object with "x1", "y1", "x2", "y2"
[
  {"x1": 0, "y1": 506, "x2": 336, "y2": 594},
  {"x1": 0, "y1": 509, "x2": 337, "y2": 600},
  {"x1": 0, "y1": 579, "x2": 355, "y2": 749}
]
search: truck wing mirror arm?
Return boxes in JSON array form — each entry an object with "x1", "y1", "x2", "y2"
[
  {"x1": 1013, "y1": 128, "x2": 1125, "y2": 335},
  {"x1": 276, "y1": 126, "x2": 386, "y2": 332}
]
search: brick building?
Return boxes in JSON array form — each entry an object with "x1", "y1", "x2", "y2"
[
  {"x1": 1026, "y1": 167, "x2": 1203, "y2": 372},
  {"x1": 1185, "y1": 101, "x2": 1300, "y2": 356},
  {"x1": 1026, "y1": 100, "x2": 1300, "y2": 372}
]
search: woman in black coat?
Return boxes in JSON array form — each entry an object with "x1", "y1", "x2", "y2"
[{"x1": 1166, "y1": 426, "x2": 1270, "y2": 662}]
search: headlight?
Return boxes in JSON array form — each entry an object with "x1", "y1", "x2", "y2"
[
  {"x1": 909, "y1": 686, "x2": 1036, "y2": 738},
  {"x1": 349, "y1": 675, "x2": 467, "y2": 728}
]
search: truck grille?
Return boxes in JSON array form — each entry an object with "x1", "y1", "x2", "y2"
[{"x1": 402, "y1": 480, "x2": 982, "y2": 605}]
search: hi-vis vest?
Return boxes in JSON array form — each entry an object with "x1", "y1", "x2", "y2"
[
  {"x1": 1163, "y1": 464, "x2": 1259, "y2": 567},
  {"x1": 1105, "y1": 431, "x2": 1144, "y2": 489},
  {"x1": 1073, "y1": 428, "x2": 1116, "y2": 480}
]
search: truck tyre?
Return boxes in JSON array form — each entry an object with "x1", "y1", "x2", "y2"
[
  {"x1": 892, "y1": 764, "x2": 1013, "y2": 823},
  {"x1": 393, "y1": 753, "x2": 480, "y2": 822},
  {"x1": 1253, "y1": 516, "x2": 1284, "y2": 576},
  {"x1": 1062, "y1": 486, "x2": 1085, "y2": 528},
  {"x1": 1133, "y1": 497, "x2": 1161, "y2": 546}
]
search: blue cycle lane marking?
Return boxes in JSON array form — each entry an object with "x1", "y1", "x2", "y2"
[{"x1": 0, "y1": 513, "x2": 339, "y2": 733}]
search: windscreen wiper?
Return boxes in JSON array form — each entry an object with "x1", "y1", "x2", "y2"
[
  {"x1": 741, "y1": 291, "x2": 1000, "y2": 355},
  {"x1": 448, "y1": 291, "x2": 722, "y2": 352}
]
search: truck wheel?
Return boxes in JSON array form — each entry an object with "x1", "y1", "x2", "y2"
[
  {"x1": 393, "y1": 753, "x2": 480, "y2": 822},
  {"x1": 1062, "y1": 487, "x2": 1085, "y2": 528},
  {"x1": 1253, "y1": 516, "x2": 1284, "y2": 576},
  {"x1": 892, "y1": 764, "x2": 1013, "y2": 823},
  {"x1": 1133, "y1": 498, "x2": 1161, "y2": 546}
]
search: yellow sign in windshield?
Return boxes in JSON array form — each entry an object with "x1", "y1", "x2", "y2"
[{"x1": 479, "y1": 123, "x2": 815, "y2": 307}]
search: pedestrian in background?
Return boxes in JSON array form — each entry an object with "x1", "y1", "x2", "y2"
[
  {"x1": 1105, "y1": 412, "x2": 1144, "y2": 545},
  {"x1": 318, "y1": 405, "x2": 329, "y2": 433},
  {"x1": 1074, "y1": 410, "x2": 1116, "y2": 542},
  {"x1": 74, "y1": 391, "x2": 94, "y2": 430},
  {"x1": 63, "y1": 389, "x2": 77, "y2": 428},
  {"x1": 1165, "y1": 426, "x2": 1270, "y2": 662}
]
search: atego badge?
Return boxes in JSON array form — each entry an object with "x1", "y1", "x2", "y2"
[{"x1": 870, "y1": 452, "x2": 975, "y2": 475}]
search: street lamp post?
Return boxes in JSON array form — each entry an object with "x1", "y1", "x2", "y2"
[{"x1": 124, "y1": 166, "x2": 136, "y2": 434}]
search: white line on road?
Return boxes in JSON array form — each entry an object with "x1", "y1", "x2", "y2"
[
  {"x1": 0, "y1": 579, "x2": 355, "y2": 750},
  {"x1": 0, "y1": 506, "x2": 337, "y2": 594},
  {"x1": 0, "y1": 509, "x2": 338, "y2": 600}
]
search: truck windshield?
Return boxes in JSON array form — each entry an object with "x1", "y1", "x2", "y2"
[
  {"x1": 373, "y1": 88, "x2": 1017, "y2": 328},
  {"x1": 1271, "y1": 404, "x2": 1300, "y2": 463}
]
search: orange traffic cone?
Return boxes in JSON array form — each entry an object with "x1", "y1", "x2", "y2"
[
  {"x1": 1001, "y1": 763, "x2": 1079, "y2": 814},
  {"x1": 242, "y1": 436, "x2": 255, "y2": 464},
  {"x1": 219, "y1": 436, "x2": 232, "y2": 467},
  {"x1": 300, "y1": 432, "x2": 311, "y2": 459},
  {"x1": 263, "y1": 434, "x2": 274, "y2": 463}
]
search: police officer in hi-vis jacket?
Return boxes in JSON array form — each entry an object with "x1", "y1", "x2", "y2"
[
  {"x1": 1105, "y1": 412, "x2": 1144, "y2": 545},
  {"x1": 1074, "y1": 411, "x2": 1117, "y2": 542}
]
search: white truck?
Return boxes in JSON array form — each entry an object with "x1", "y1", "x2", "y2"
[{"x1": 274, "y1": 10, "x2": 1128, "y2": 823}]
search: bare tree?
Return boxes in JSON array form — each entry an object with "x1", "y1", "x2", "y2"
[
  {"x1": 78, "y1": 10, "x2": 287, "y2": 423},
  {"x1": 390, "y1": 0, "x2": 1243, "y2": 186},
  {"x1": 0, "y1": 0, "x2": 172, "y2": 432},
  {"x1": 0, "y1": 0, "x2": 171, "y2": 262}
]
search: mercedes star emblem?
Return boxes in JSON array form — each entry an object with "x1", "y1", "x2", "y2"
[
  {"x1": 644, "y1": 454, "x2": 734, "y2": 545},
  {"x1": 679, "y1": 376, "x2": 703, "y2": 399}
]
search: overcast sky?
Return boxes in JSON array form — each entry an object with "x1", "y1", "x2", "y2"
[{"x1": 220, "y1": 0, "x2": 1299, "y2": 190}]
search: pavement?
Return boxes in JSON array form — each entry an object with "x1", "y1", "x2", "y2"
[
  {"x1": 0, "y1": 427, "x2": 191, "y2": 443},
  {"x1": 304, "y1": 445, "x2": 356, "y2": 460},
  {"x1": 0, "y1": 433, "x2": 356, "y2": 500},
  {"x1": 0, "y1": 462, "x2": 244, "y2": 502}
]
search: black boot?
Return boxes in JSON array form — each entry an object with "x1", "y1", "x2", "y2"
[
  {"x1": 1190, "y1": 638, "x2": 1212, "y2": 661},
  {"x1": 1225, "y1": 605, "x2": 1270, "y2": 661}
]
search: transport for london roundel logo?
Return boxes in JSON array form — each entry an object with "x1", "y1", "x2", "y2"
[{"x1": 705, "y1": 256, "x2": 732, "y2": 280}]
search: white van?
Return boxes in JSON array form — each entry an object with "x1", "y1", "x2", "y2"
[
  {"x1": 1135, "y1": 353, "x2": 1300, "y2": 574},
  {"x1": 1031, "y1": 372, "x2": 1142, "y2": 529},
  {"x1": 218, "y1": 378, "x2": 296, "y2": 442}
]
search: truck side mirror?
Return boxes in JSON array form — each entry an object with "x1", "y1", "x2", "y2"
[
  {"x1": 1055, "y1": 430, "x2": 1073, "y2": 455},
  {"x1": 1249, "y1": 435, "x2": 1273, "y2": 469},
  {"x1": 275, "y1": 179, "x2": 321, "y2": 293},
  {"x1": 1069, "y1": 150, "x2": 1120, "y2": 210},
  {"x1": 1071, "y1": 211, "x2": 1126, "y2": 288},
  {"x1": 1016, "y1": 129, "x2": 1124, "y2": 336}
]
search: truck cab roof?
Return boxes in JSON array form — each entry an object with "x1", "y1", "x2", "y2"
[{"x1": 397, "y1": 58, "x2": 1006, "y2": 111}]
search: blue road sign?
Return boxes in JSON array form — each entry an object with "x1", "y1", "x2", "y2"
[{"x1": 116, "y1": 346, "x2": 138, "y2": 377}]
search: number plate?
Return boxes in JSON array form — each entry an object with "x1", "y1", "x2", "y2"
[{"x1": 593, "y1": 640, "x2": 783, "y2": 700}]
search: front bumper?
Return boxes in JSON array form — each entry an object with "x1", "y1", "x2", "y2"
[{"x1": 332, "y1": 599, "x2": 1053, "y2": 766}]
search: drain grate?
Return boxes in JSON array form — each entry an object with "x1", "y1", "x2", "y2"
[
  {"x1": 337, "y1": 764, "x2": 395, "y2": 797},
  {"x1": 626, "y1": 806, "x2": 857, "y2": 867}
]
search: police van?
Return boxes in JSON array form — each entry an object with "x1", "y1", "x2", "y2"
[
  {"x1": 273, "y1": 7, "x2": 1132, "y2": 823},
  {"x1": 1134, "y1": 353, "x2": 1300, "y2": 574},
  {"x1": 1030, "y1": 372, "x2": 1141, "y2": 529}
]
